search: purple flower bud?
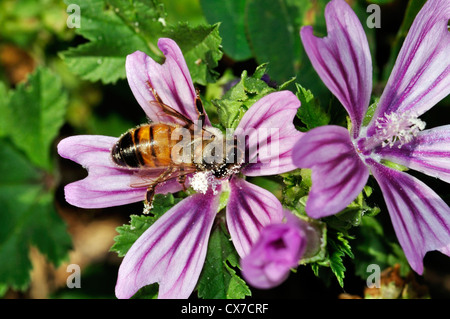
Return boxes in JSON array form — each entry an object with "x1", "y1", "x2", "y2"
[{"x1": 241, "y1": 212, "x2": 309, "y2": 289}]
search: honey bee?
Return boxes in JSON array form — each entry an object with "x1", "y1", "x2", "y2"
[{"x1": 111, "y1": 84, "x2": 243, "y2": 208}]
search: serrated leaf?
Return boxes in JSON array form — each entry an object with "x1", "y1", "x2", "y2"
[
  {"x1": 3, "y1": 67, "x2": 68, "y2": 170},
  {"x1": 110, "y1": 215, "x2": 153, "y2": 258},
  {"x1": 163, "y1": 23, "x2": 223, "y2": 85},
  {"x1": 336, "y1": 232, "x2": 354, "y2": 259},
  {"x1": 60, "y1": 0, "x2": 165, "y2": 84},
  {"x1": 328, "y1": 245, "x2": 347, "y2": 288},
  {"x1": 213, "y1": 66, "x2": 275, "y2": 129},
  {"x1": 296, "y1": 84, "x2": 330, "y2": 130},
  {"x1": 60, "y1": 0, "x2": 222, "y2": 85},
  {"x1": 281, "y1": 168, "x2": 312, "y2": 213},
  {"x1": 0, "y1": 140, "x2": 72, "y2": 291},
  {"x1": 324, "y1": 189, "x2": 380, "y2": 233},
  {"x1": 196, "y1": 223, "x2": 251, "y2": 299},
  {"x1": 327, "y1": 232, "x2": 354, "y2": 288}
]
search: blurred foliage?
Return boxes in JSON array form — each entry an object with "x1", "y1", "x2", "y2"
[
  {"x1": 0, "y1": 0, "x2": 448, "y2": 299},
  {"x1": 0, "y1": 70, "x2": 72, "y2": 292}
]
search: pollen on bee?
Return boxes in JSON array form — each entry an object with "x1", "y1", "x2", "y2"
[
  {"x1": 190, "y1": 171, "x2": 221, "y2": 195},
  {"x1": 143, "y1": 201, "x2": 153, "y2": 214}
]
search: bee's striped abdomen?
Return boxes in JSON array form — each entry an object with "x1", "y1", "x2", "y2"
[
  {"x1": 111, "y1": 124, "x2": 180, "y2": 169},
  {"x1": 140, "y1": 124, "x2": 177, "y2": 167}
]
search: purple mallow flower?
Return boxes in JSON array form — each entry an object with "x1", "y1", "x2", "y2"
[
  {"x1": 58, "y1": 38, "x2": 303, "y2": 298},
  {"x1": 241, "y1": 210, "x2": 319, "y2": 289},
  {"x1": 293, "y1": 0, "x2": 450, "y2": 274}
]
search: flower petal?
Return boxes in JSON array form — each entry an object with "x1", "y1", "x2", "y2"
[
  {"x1": 376, "y1": 125, "x2": 450, "y2": 184},
  {"x1": 292, "y1": 125, "x2": 369, "y2": 218},
  {"x1": 126, "y1": 38, "x2": 210, "y2": 125},
  {"x1": 369, "y1": 159, "x2": 450, "y2": 274},
  {"x1": 115, "y1": 191, "x2": 220, "y2": 299},
  {"x1": 300, "y1": 0, "x2": 372, "y2": 137},
  {"x1": 58, "y1": 134, "x2": 117, "y2": 168},
  {"x1": 57, "y1": 135, "x2": 181, "y2": 208},
  {"x1": 236, "y1": 91, "x2": 303, "y2": 176},
  {"x1": 370, "y1": 0, "x2": 450, "y2": 126},
  {"x1": 226, "y1": 177, "x2": 284, "y2": 257}
]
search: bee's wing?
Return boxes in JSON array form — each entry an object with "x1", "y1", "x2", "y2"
[
  {"x1": 145, "y1": 80, "x2": 204, "y2": 127},
  {"x1": 147, "y1": 100, "x2": 196, "y2": 127}
]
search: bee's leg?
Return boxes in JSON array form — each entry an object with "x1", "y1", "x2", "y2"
[
  {"x1": 144, "y1": 187, "x2": 156, "y2": 213},
  {"x1": 195, "y1": 89, "x2": 206, "y2": 128},
  {"x1": 177, "y1": 167, "x2": 187, "y2": 191},
  {"x1": 143, "y1": 167, "x2": 175, "y2": 213}
]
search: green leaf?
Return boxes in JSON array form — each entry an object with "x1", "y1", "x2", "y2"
[
  {"x1": 308, "y1": 228, "x2": 355, "y2": 288},
  {"x1": 245, "y1": 0, "x2": 331, "y2": 101},
  {"x1": 328, "y1": 245, "x2": 347, "y2": 288},
  {"x1": 324, "y1": 187, "x2": 381, "y2": 234},
  {"x1": 200, "y1": 0, "x2": 252, "y2": 61},
  {"x1": 110, "y1": 214, "x2": 153, "y2": 258},
  {"x1": 212, "y1": 64, "x2": 275, "y2": 129},
  {"x1": 281, "y1": 169, "x2": 311, "y2": 213},
  {"x1": 295, "y1": 84, "x2": 330, "y2": 130},
  {"x1": 362, "y1": 98, "x2": 379, "y2": 127},
  {"x1": 0, "y1": 139, "x2": 72, "y2": 291},
  {"x1": 380, "y1": 159, "x2": 409, "y2": 172},
  {"x1": 60, "y1": 0, "x2": 222, "y2": 85},
  {"x1": 162, "y1": 23, "x2": 223, "y2": 85},
  {"x1": 110, "y1": 193, "x2": 182, "y2": 257},
  {"x1": 60, "y1": 0, "x2": 165, "y2": 84},
  {"x1": 245, "y1": 0, "x2": 299, "y2": 84},
  {"x1": 3, "y1": 67, "x2": 68, "y2": 170},
  {"x1": 130, "y1": 283, "x2": 159, "y2": 299},
  {"x1": 196, "y1": 222, "x2": 251, "y2": 299},
  {"x1": 327, "y1": 232, "x2": 354, "y2": 288}
]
